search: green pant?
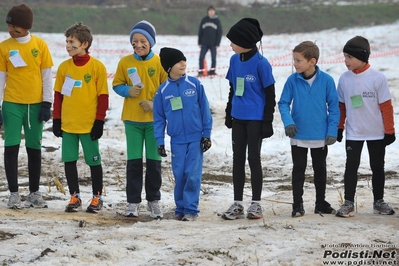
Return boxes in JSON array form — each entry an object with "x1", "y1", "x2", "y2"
[
  {"x1": 124, "y1": 123, "x2": 161, "y2": 161},
  {"x1": 2, "y1": 102, "x2": 43, "y2": 149},
  {"x1": 62, "y1": 132, "x2": 102, "y2": 166}
]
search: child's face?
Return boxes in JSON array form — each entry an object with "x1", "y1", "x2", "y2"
[
  {"x1": 7, "y1": 24, "x2": 28, "y2": 38},
  {"x1": 66, "y1": 36, "x2": 88, "y2": 57},
  {"x1": 169, "y1": 60, "x2": 187, "y2": 79},
  {"x1": 293, "y1": 52, "x2": 316, "y2": 75},
  {"x1": 230, "y1": 42, "x2": 251, "y2": 54},
  {"x1": 343, "y1": 53, "x2": 366, "y2": 71},
  {"x1": 131, "y1": 33, "x2": 150, "y2": 57}
]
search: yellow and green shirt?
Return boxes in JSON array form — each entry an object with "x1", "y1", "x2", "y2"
[
  {"x1": 112, "y1": 54, "x2": 167, "y2": 123},
  {"x1": 54, "y1": 57, "x2": 108, "y2": 133},
  {"x1": 0, "y1": 35, "x2": 53, "y2": 104}
]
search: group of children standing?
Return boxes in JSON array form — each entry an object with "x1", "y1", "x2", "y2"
[{"x1": 0, "y1": 4, "x2": 395, "y2": 221}]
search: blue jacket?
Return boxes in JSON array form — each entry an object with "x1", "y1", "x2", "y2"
[
  {"x1": 278, "y1": 66, "x2": 339, "y2": 140},
  {"x1": 153, "y1": 75, "x2": 213, "y2": 145},
  {"x1": 226, "y1": 50, "x2": 275, "y2": 120}
]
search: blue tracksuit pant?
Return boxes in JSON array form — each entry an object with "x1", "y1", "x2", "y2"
[{"x1": 171, "y1": 140, "x2": 203, "y2": 216}]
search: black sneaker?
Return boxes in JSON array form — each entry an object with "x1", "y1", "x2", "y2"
[
  {"x1": 208, "y1": 70, "x2": 217, "y2": 76},
  {"x1": 86, "y1": 193, "x2": 103, "y2": 213},
  {"x1": 314, "y1": 200, "x2": 336, "y2": 214},
  {"x1": 65, "y1": 193, "x2": 82, "y2": 212},
  {"x1": 292, "y1": 203, "x2": 305, "y2": 217}
]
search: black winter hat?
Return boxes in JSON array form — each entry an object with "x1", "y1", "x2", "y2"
[
  {"x1": 159, "y1": 47, "x2": 186, "y2": 73},
  {"x1": 343, "y1": 36, "x2": 370, "y2": 63},
  {"x1": 6, "y1": 4, "x2": 33, "y2": 30},
  {"x1": 226, "y1": 18, "x2": 263, "y2": 49}
]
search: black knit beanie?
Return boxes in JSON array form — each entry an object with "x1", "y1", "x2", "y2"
[
  {"x1": 343, "y1": 36, "x2": 370, "y2": 63},
  {"x1": 226, "y1": 18, "x2": 263, "y2": 49},
  {"x1": 6, "y1": 4, "x2": 33, "y2": 30},
  {"x1": 159, "y1": 47, "x2": 186, "y2": 73}
]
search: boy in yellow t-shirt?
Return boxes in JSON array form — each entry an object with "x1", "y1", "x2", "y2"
[
  {"x1": 112, "y1": 20, "x2": 167, "y2": 219},
  {"x1": 0, "y1": 4, "x2": 53, "y2": 209},
  {"x1": 52, "y1": 22, "x2": 109, "y2": 213}
]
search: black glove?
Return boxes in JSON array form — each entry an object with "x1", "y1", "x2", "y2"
[
  {"x1": 337, "y1": 129, "x2": 344, "y2": 142},
  {"x1": 158, "y1": 145, "x2": 167, "y2": 157},
  {"x1": 285, "y1": 124, "x2": 297, "y2": 138},
  {"x1": 383, "y1": 133, "x2": 396, "y2": 146},
  {"x1": 261, "y1": 122, "x2": 273, "y2": 138},
  {"x1": 0, "y1": 108, "x2": 3, "y2": 129},
  {"x1": 52, "y1": 119, "x2": 63, "y2": 138},
  {"x1": 325, "y1": 136, "x2": 337, "y2": 145},
  {"x1": 201, "y1": 137, "x2": 212, "y2": 152},
  {"x1": 38, "y1": 101, "x2": 52, "y2": 122},
  {"x1": 90, "y1": 120, "x2": 104, "y2": 140},
  {"x1": 225, "y1": 114, "x2": 233, "y2": 129}
]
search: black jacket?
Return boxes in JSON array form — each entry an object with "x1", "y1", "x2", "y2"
[{"x1": 198, "y1": 15, "x2": 222, "y2": 46}]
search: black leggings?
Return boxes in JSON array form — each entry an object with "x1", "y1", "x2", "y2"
[
  {"x1": 231, "y1": 119, "x2": 263, "y2": 201},
  {"x1": 344, "y1": 140, "x2": 386, "y2": 202},
  {"x1": 291, "y1": 145, "x2": 328, "y2": 204}
]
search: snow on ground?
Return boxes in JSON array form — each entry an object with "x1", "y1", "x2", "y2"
[{"x1": 0, "y1": 21, "x2": 398, "y2": 265}]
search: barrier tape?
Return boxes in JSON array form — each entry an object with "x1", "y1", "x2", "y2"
[{"x1": 52, "y1": 47, "x2": 399, "y2": 79}]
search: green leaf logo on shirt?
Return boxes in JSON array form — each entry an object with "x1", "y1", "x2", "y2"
[
  {"x1": 84, "y1": 73, "x2": 92, "y2": 83},
  {"x1": 31, "y1": 48, "x2": 38, "y2": 58},
  {"x1": 148, "y1": 67, "x2": 155, "y2": 77}
]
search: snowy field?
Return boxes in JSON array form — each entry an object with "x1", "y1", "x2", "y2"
[{"x1": 0, "y1": 21, "x2": 398, "y2": 265}]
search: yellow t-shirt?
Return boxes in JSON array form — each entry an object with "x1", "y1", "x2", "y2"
[
  {"x1": 112, "y1": 54, "x2": 167, "y2": 123},
  {"x1": 54, "y1": 57, "x2": 108, "y2": 133},
  {"x1": 0, "y1": 35, "x2": 53, "y2": 104}
]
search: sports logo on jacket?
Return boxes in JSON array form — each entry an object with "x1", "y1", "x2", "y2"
[
  {"x1": 245, "y1": 75, "x2": 256, "y2": 82},
  {"x1": 84, "y1": 73, "x2": 92, "y2": 83},
  {"x1": 148, "y1": 67, "x2": 155, "y2": 77},
  {"x1": 31, "y1": 48, "x2": 38, "y2": 58},
  {"x1": 183, "y1": 88, "x2": 196, "y2": 97}
]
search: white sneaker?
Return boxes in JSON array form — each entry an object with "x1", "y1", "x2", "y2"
[
  {"x1": 25, "y1": 191, "x2": 48, "y2": 208},
  {"x1": 182, "y1": 214, "x2": 198, "y2": 221},
  {"x1": 221, "y1": 202, "x2": 245, "y2": 220},
  {"x1": 247, "y1": 202, "x2": 263, "y2": 219},
  {"x1": 7, "y1": 192, "x2": 21, "y2": 209},
  {"x1": 147, "y1": 200, "x2": 163, "y2": 219},
  {"x1": 125, "y1": 203, "x2": 140, "y2": 217}
]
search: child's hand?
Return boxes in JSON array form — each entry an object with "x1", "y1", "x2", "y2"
[
  {"x1": 52, "y1": 119, "x2": 63, "y2": 138},
  {"x1": 225, "y1": 114, "x2": 233, "y2": 129},
  {"x1": 383, "y1": 133, "x2": 396, "y2": 146},
  {"x1": 201, "y1": 137, "x2": 212, "y2": 152},
  {"x1": 285, "y1": 125, "x2": 297, "y2": 138},
  {"x1": 325, "y1": 136, "x2": 337, "y2": 145},
  {"x1": 261, "y1": 122, "x2": 273, "y2": 138},
  {"x1": 38, "y1": 101, "x2": 52, "y2": 122},
  {"x1": 140, "y1": 100, "x2": 153, "y2": 112},
  {"x1": 90, "y1": 120, "x2": 104, "y2": 140},
  {"x1": 158, "y1": 145, "x2": 167, "y2": 157},
  {"x1": 337, "y1": 129, "x2": 344, "y2": 142},
  {"x1": 128, "y1": 85, "x2": 142, "y2": 97}
]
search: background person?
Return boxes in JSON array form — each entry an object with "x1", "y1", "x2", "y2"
[{"x1": 197, "y1": 5, "x2": 222, "y2": 77}]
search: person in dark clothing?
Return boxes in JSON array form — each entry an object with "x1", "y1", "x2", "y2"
[
  {"x1": 221, "y1": 18, "x2": 276, "y2": 220},
  {"x1": 197, "y1": 5, "x2": 222, "y2": 77}
]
